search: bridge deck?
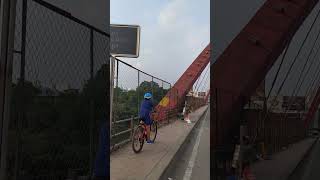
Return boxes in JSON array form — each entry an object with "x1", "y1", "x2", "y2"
[
  {"x1": 252, "y1": 137, "x2": 317, "y2": 180},
  {"x1": 110, "y1": 106, "x2": 208, "y2": 180}
]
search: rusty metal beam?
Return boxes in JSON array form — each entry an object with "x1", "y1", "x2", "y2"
[{"x1": 154, "y1": 45, "x2": 210, "y2": 121}]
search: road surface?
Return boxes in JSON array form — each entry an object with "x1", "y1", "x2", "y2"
[
  {"x1": 289, "y1": 137, "x2": 320, "y2": 180},
  {"x1": 160, "y1": 108, "x2": 210, "y2": 180}
]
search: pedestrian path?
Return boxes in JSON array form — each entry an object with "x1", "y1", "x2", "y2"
[
  {"x1": 110, "y1": 106, "x2": 208, "y2": 180},
  {"x1": 252, "y1": 137, "x2": 317, "y2": 180}
]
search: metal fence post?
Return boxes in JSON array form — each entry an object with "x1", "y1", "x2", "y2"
[
  {"x1": 89, "y1": 29, "x2": 94, "y2": 175},
  {"x1": 167, "y1": 109, "x2": 170, "y2": 124},
  {"x1": 14, "y1": 0, "x2": 27, "y2": 178},
  {"x1": 151, "y1": 76, "x2": 154, "y2": 100},
  {"x1": 114, "y1": 59, "x2": 119, "y2": 123},
  {"x1": 116, "y1": 60, "x2": 119, "y2": 89},
  {"x1": 90, "y1": 29, "x2": 94, "y2": 75},
  {"x1": 0, "y1": 0, "x2": 18, "y2": 178},
  {"x1": 215, "y1": 88, "x2": 219, "y2": 145},
  {"x1": 137, "y1": 71, "x2": 140, "y2": 116},
  {"x1": 20, "y1": 0, "x2": 27, "y2": 84},
  {"x1": 161, "y1": 81, "x2": 164, "y2": 100},
  {"x1": 110, "y1": 57, "x2": 115, "y2": 139},
  {"x1": 131, "y1": 116, "x2": 134, "y2": 138}
]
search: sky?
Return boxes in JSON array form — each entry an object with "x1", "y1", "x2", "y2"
[
  {"x1": 213, "y1": 0, "x2": 320, "y2": 99},
  {"x1": 111, "y1": 0, "x2": 210, "y2": 89}
]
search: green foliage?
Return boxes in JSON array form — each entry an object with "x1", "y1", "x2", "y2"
[{"x1": 113, "y1": 80, "x2": 168, "y2": 121}]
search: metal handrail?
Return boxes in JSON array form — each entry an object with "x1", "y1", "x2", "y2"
[
  {"x1": 112, "y1": 117, "x2": 139, "y2": 124},
  {"x1": 111, "y1": 129, "x2": 132, "y2": 138}
]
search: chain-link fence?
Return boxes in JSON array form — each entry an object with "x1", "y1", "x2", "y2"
[
  {"x1": 110, "y1": 57, "x2": 173, "y2": 150},
  {"x1": 5, "y1": 0, "x2": 110, "y2": 179}
]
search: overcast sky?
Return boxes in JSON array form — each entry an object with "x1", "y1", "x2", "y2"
[
  {"x1": 213, "y1": 0, "x2": 320, "y2": 99},
  {"x1": 111, "y1": 0, "x2": 210, "y2": 91}
]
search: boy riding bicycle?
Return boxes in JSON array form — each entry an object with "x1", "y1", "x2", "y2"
[{"x1": 139, "y1": 92, "x2": 154, "y2": 144}]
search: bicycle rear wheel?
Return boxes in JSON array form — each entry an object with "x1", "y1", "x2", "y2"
[
  {"x1": 150, "y1": 121, "x2": 158, "y2": 142},
  {"x1": 132, "y1": 126, "x2": 145, "y2": 153}
]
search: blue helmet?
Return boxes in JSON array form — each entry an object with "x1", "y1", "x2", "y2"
[{"x1": 144, "y1": 92, "x2": 152, "y2": 99}]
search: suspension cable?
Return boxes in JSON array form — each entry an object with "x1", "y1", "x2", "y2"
[
  {"x1": 193, "y1": 77, "x2": 201, "y2": 91},
  {"x1": 199, "y1": 71, "x2": 210, "y2": 92},
  {"x1": 193, "y1": 68, "x2": 203, "y2": 91},
  {"x1": 194, "y1": 65, "x2": 208, "y2": 91},
  {"x1": 252, "y1": 7, "x2": 320, "y2": 142},
  {"x1": 303, "y1": 72, "x2": 320, "y2": 124},
  {"x1": 305, "y1": 51, "x2": 320, "y2": 99},
  {"x1": 266, "y1": 44, "x2": 290, "y2": 101},
  {"x1": 280, "y1": 24, "x2": 320, "y2": 121},
  {"x1": 266, "y1": 8, "x2": 320, "y2": 113},
  {"x1": 305, "y1": 62, "x2": 320, "y2": 103},
  {"x1": 298, "y1": 42, "x2": 320, "y2": 96},
  {"x1": 195, "y1": 64, "x2": 210, "y2": 92}
]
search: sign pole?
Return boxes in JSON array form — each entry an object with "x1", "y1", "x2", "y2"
[
  {"x1": 110, "y1": 56, "x2": 115, "y2": 137},
  {"x1": 109, "y1": 23, "x2": 141, "y2": 138}
]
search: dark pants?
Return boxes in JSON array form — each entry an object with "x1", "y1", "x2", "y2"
[{"x1": 93, "y1": 122, "x2": 109, "y2": 178}]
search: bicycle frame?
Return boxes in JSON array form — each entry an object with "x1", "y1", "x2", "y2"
[
  {"x1": 140, "y1": 122, "x2": 153, "y2": 140},
  {"x1": 142, "y1": 124, "x2": 147, "y2": 139}
]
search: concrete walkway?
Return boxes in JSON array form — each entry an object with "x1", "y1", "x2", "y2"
[
  {"x1": 252, "y1": 137, "x2": 317, "y2": 180},
  {"x1": 110, "y1": 106, "x2": 208, "y2": 180},
  {"x1": 300, "y1": 138, "x2": 320, "y2": 180}
]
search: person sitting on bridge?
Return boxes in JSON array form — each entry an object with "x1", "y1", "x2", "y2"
[{"x1": 139, "y1": 92, "x2": 154, "y2": 144}]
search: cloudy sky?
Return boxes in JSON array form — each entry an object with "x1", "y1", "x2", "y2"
[
  {"x1": 111, "y1": 0, "x2": 210, "y2": 89},
  {"x1": 213, "y1": 0, "x2": 320, "y2": 98}
]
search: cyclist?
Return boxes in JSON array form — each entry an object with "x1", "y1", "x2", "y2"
[{"x1": 139, "y1": 92, "x2": 154, "y2": 144}]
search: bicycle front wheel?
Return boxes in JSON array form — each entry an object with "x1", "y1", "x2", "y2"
[
  {"x1": 132, "y1": 126, "x2": 144, "y2": 153},
  {"x1": 150, "y1": 121, "x2": 158, "y2": 142}
]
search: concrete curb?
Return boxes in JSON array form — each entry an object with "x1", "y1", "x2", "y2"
[
  {"x1": 286, "y1": 137, "x2": 319, "y2": 180},
  {"x1": 145, "y1": 106, "x2": 209, "y2": 180}
]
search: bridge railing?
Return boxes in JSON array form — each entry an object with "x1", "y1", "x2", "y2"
[
  {"x1": 186, "y1": 96, "x2": 207, "y2": 111},
  {"x1": 246, "y1": 111, "x2": 307, "y2": 154},
  {"x1": 111, "y1": 58, "x2": 175, "y2": 150},
  {"x1": 110, "y1": 108, "x2": 180, "y2": 152}
]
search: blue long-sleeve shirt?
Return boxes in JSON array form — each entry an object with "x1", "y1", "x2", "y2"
[
  {"x1": 94, "y1": 121, "x2": 109, "y2": 177},
  {"x1": 139, "y1": 99, "x2": 153, "y2": 119}
]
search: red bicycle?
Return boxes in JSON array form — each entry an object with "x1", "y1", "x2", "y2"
[{"x1": 132, "y1": 112, "x2": 158, "y2": 153}]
